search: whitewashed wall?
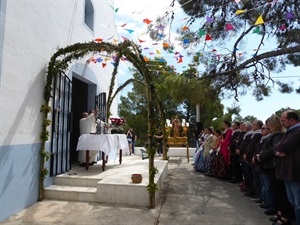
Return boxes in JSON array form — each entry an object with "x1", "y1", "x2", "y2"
[{"x1": 0, "y1": 0, "x2": 118, "y2": 221}]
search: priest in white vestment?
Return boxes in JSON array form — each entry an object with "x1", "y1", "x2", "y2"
[{"x1": 78, "y1": 110, "x2": 99, "y2": 165}]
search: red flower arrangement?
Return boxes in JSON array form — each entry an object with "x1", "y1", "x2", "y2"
[{"x1": 109, "y1": 117, "x2": 126, "y2": 126}]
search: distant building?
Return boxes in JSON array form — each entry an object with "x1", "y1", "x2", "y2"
[{"x1": 0, "y1": 0, "x2": 119, "y2": 221}]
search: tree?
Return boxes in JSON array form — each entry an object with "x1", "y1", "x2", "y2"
[{"x1": 149, "y1": 0, "x2": 300, "y2": 100}]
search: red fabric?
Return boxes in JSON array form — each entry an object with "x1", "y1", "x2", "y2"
[{"x1": 220, "y1": 128, "x2": 233, "y2": 167}]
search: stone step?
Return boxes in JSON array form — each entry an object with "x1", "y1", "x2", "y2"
[
  {"x1": 44, "y1": 185, "x2": 97, "y2": 202},
  {"x1": 54, "y1": 175, "x2": 101, "y2": 187}
]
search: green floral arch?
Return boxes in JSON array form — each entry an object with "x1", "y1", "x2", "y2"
[{"x1": 40, "y1": 40, "x2": 160, "y2": 208}]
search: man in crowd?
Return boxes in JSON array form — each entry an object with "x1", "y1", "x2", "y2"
[{"x1": 274, "y1": 110, "x2": 300, "y2": 225}]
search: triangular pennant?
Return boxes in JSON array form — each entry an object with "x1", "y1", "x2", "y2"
[
  {"x1": 182, "y1": 26, "x2": 189, "y2": 31},
  {"x1": 280, "y1": 24, "x2": 286, "y2": 31},
  {"x1": 235, "y1": 9, "x2": 246, "y2": 15},
  {"x1": 144, "y1": 56, "x2": 149, "y2": 62},
  {"x1": 95, "y1": 38, "x2": 103, "y2": 42},
  {"x1": 254, "y1": 15, "x2": 264, "y2": 25},
  {"x1": 206, "y1": 16, "x2": 214, "y2": 24},
  {"x1": 198, "y1": 29, "x2": 206, "y2": 36},
  {"x1": 286, "y1": 12, "x2": 294, "y2": 20},
  {"x1": 225, "y1": 23, "x2": 234, "y2": 31},
  {"x1": 124, "y1": 29, "x2": 134, "y2": 33},
  {"x1": 205, "y1": 34, "x2": 212, "y2": 41},
  {"x1": 138, "y1": 39, "x2": 146, "y2": 43},
  {"x1": 253, "y1": 27, "x2": 261, "y2": 34},
  {"x1": 120, "y1": 23, "x2": 127, "y2": 27},
  {"x1": 102, "y1": 63, "x2": 107, "y2": 68},
  {"x1": 156, "y1": 49, "x2": 161, "y2": 54},
  {"x1": 177, "y1": 57, "x2": 183, "y2": 63},
  {"x1": 143, "y1": 18, "x2": 152, "y2": 24},
  {"x1": 183, "y1": 39, "x2": 190, "y2": 44},
  {"x1": 163, "y1": 42, "x2": 170, "y2": 48}
]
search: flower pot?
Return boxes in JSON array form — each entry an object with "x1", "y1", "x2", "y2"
[{"x1": 131, "y1": 174, "x2": 142, "y2": 183}]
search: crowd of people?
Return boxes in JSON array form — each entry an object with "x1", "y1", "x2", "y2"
[{"x1": 193, "y1": 110, "x2": 300, "y2": 225}]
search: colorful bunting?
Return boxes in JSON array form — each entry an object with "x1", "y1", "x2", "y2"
[
  {"x1": 124, "y1": 29, "x2": 134, "y2": 33},
  {"x1": 138, "y1": 39, "x2": 146, "y2": 43},
  {"x1": 162, "y1": 42, "x2": 170, "y2": 48},
  {"x1": 225, "y1": 23, "x2": 234, "y2": 31},
  {"x1": 235, "y1": 9, "x2": 246, "y2": 15},
  {"x1": 205, "y1": 34, "x2": 212, "y2": 41},
  {"x1": 254, "y1": 15, "x2": 264, "y2": 25},
  {"x1": 144, "y1": 56, "x2": 149, "y2": 62},
  {"x1": 280, "y1": 24, "x2": 286, "y2": 31},
  {"x1": 286, "y1": 12, "x2": 294, "y2": 20},
  {"x1": 102, "y1": 63, "x2": 106, "y2": 68},
  {"x1": 182, "y1": 26, "x2": 189, "y2": 31},
  {"x1": 206, "y1": 16, "x2": 214, "y2": 24},
  {"x1": 143, "y1": 18, "x2": 152, "y2": 24},
  {"x1": 253, "y1": 27, "x2": 261, "y2": 34},
  {"x1": 198, "y1": 29, "x2": 206, "y2": 36},
  {"x1": 95, "y1": 38, "x2": 103, "y2": 42},
  {"x1": 183, "y1": 39, "x2": 190, "y2": 44},
  {"x1": 156, "y1": 49, "x2": 161, "y2": 54}
]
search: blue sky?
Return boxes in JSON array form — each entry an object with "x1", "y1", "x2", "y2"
[{"x1": 113, "y1": 0, "x2": 300, "y2": 121}]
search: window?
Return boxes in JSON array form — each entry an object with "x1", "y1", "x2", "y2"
[{"x1": 84, "y1": 0, "x2": 94, "y2": 31}]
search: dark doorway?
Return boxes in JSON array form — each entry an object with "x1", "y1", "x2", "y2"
[{"x1": 70, "y1": 77, "x2": 88, "y2": 163}]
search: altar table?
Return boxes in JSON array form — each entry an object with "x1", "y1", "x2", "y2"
[{"x1": 76, "y1": 134, "x2": 129, "y2": 170}]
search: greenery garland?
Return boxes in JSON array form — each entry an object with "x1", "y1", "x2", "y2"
[{"x1": 39, "y1": 40, "x2": 162, "y2": 207}]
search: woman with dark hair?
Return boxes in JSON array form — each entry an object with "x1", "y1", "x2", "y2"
[
  {"x1": 205, "y1": 129, "x2": 222, "y2": 176},
  {"x1": 219, "y1": 120, "x2": 233, "y2": 177}
]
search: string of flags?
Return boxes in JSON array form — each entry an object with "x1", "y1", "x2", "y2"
[{"x1": 88, "y1": 0, "x2": 297, "y2": 72}]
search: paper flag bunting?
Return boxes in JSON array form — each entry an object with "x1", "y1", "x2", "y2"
[
  {"x1": 286, "y1": 12, "x2": 294, "y2": 20},
  {"x1": 149, "y1": 52, "x2": 155, "y2": 55},
  {"x1": 144, "y1": 47, "x2": 149, "y2": 50},
  {"x1": 198, "y1": 29, "x2": 206, "y2": 36},
  {"x1": 152, "y1": 43, "x2": 159, "y2": 45},
  {"x1": 235, "y1": 0, "x2": 241, "y2": 3},
  {"x1": 143, "y1": 18, "x2": 152, "y2": 24},
  {"x1": 138, "y1": 39, "x2": 146, "y2": 43},
  {"x1": 144, "y1": 56, "x2": 149, "y2": 62},
  {"x1": 177, "y1": 57, "x2": 183, "y2": 63},
  {"x1": 102, "y1": 63, "x2": 106, "y2": 68},
  {"x1": 206, "y1": 16, "x2": 214, "y2": 24},
  {"x1": 157, "y1": 33, "x2": 164, "y2": 39},
  {"x1": 182, "y1": 26, "x2": 189, "y2": 31},
  {"x1": 121, "y1": 36, "x2": 128, "y2": 41},
  {"x1": 235, "y1": 9, "x2": 246, "y2": 15},
  {"x1": 120, "y1": 23, "x2": 127, "y2": 27},
  {"x1": 163, "y1": 42, "x2": 170, "y2": 48},
  {"x1": 183, "y1": 39, "x2": 190, "y2": 44},
  {"x1": 124, "y1": 29, "x2": 134, "y2": 33},
  {"x1": 255, "y1": 15, "x2": 264, "y2": 25},
  {"x1": 109, "y1": 5, "x2": 119, "y2": 13},
  {"x1": 253, "y1": 27, "x2": 260, "y2": 34},
  {"x1": 95, "y1": 38, "x2": 103, "y2": 42},
  {"x1": 96, "y1": 57, "x2": 102, "y2": 63},
  {"x1": 156, "y1": 49, "x2": 161, "y2": 54},
  {"x1": 205, "y1": 34, "x2": 212, "y2": 41},
  {"x1": 225, "y1": 23, "x2": 234, "y2": 31},
  {"x1": 280, "y1": 24, "x2": 286, "y2": 31}
]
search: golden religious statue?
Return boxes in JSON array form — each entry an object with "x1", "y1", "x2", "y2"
[{"x1": 172, "y1": 116, "x2": 181, "y2": 138}]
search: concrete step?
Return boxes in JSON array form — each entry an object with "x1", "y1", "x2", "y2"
[
  {"x1": 53, "y1": 175, "x2": 101, "y2": 187},
  {"x1": 44, "y1": 185, "x2": 97, "y2": 202}
]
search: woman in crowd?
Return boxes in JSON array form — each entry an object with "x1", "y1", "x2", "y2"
[
  {"x1": 194, "y1": 128, "x2": 214, "y2": 172},
  {"x1": 205, "y1": 129, "x2": 222, "y2": 176},
  {"x1": 260, "y1": 115, "x2": 293, "y2": 225}
]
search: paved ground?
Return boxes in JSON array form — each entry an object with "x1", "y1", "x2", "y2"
[{"x1": 1, "y1": 157, "x2": 273, "y2": 225}]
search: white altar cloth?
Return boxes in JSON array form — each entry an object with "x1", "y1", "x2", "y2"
[{"x1": 76, "y1": 134, "x2": 129, "y2": 160}]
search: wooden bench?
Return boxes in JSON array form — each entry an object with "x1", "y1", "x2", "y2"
[{"x1": 140, "y1": 149, "x2": 149, "y2": 160}]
